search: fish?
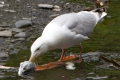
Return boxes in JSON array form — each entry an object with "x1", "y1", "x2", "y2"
[{"x1": 18, "y1": 61, "x2": 36, "y2": 76}]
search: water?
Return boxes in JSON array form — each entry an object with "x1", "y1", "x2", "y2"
[{"x1": 0, "y1": 0, "x2": 120, "y2": 80}]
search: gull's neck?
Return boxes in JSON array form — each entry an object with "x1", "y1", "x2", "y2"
[{"x1": 29, "y1": 36, "x2": 50, "y2": 62}]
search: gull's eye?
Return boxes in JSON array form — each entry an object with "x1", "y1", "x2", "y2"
[
  {"x1": 36, "y1": 48, "x2": 40, "y2": 51},
  {"x1": 23, "y1": 65, "x2": 28, "y2": 70}
]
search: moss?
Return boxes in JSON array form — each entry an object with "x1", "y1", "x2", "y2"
[
  {"x1": 95, "y1": 70, "x2": 120, "y2": 80},
  {"x1": 6, "y1": 50, "x2": 30, "y2": 66}
]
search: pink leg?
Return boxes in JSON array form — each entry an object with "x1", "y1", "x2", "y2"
[
  {"x1": 60, "y1": 49, "x2": 66, "y2": 62},
  {"x1": 79, "y1": 44, "x2": 83, "y2": 63}
]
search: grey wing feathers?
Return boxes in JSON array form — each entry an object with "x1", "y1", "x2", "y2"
[{"x1": 52, "y1": 12, "x2": 97, "y2": 36}]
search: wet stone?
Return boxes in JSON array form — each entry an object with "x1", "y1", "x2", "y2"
[
  {"x1": 0, "y1": 27, "x2": 4, "y2": 31},
  {"x1": 8, "y1": 44, "x2": 14, "y2": 49},
  {"x1": 9, "y1": 49, "x2": 20, "y2": 54},
  {"x1": 49, "y1": 14, "x2": 59, "y2": 18},
  {"x1": 0, "y1": 30, "x2": 12, "y2": 37},
  {"x1": 15, "y1": 20, "x2": 33, "y2": 28},
  {"x1": 0, "y1": 24, "x2": 10, "y2": 27},
  {"x1": 0, "y1": 51, "x2": 9, "y2": 61},
  {"x1": 11, "y1": 28, "x2": 23, "y2": 33},
  {"x1": 38, "y1": 4, "x2": 54, "y2": 9},
  {"x1": 10, "y1": 38, "x2": 25, "y2": 43},
  {"x1": 0, "y1": 4, "x2": 4, "y2": 7},
  {"x1": 4, "y1": 10, "x2": 16, "y2": 13},
  {"x1": 72, "y1": 78, "x2": 87, "y2": 80},
  {"x1": 107, "y1": 15, "x2": 112, "y2": 18},
  {"x1": 14, "y1": 32, "x2": 26, "y2": 38},
  {"x1": 87, "y1": 76, "x2": 108, "y2": 80}
]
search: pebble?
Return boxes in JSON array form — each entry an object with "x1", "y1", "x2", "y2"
[
  {"x1": 9, "y1": 49, "x2": 20, "y2": 54},
  {"x1": 0, "y1": 24, "x2": 10, "y2": 27},
  {"x1": 11, "y1": 38, "x2": 25, "y2": 42},
  {"x1": 8, "y1": 44, "x2": 14, "y2": 49},
  {"x1": 82, "y1": 52, "x2": 103, "y2": 62},
  {"x1": 87, "y1": 76, "x2": 108, "y2": 80},
  {"x1": 49, "y1": 14, "x2": 59, "y2": 18},
  {"x1": 107, "y1": 15, "x2": 112, "y2": 18},
  {"x1": 53, "y1": 8, "x2": 61, "y2": 11},
  {"x1": 14, "y1": 32, "x2": 26, "y2": 38},
  {"x1": 22, "y1": 17, "x2": 32, "y2": 20},
  {"x1": 0, "y1": 30, "x2": 12, "y2": 37},
  {"x1": 4, "y1": 10, "x2": 16, "y2": 13},
  {"x1": 0, "y1": 51, "x2": 9, "y2": 61},
  {"x1": 11, "y1": 28, "x2": 23, "y2": 33},
  {"x1": 15, "y1": 20, "x2": 33, "y2": 28},
  {"x1": 38, "y1": 4, "x2": 54, "y2": 9},
  {"x1": 0, "y1": 27, "x2": 4, "y2": 31},
  {"x1": 53, "y1": 5, "x2": 61, "y2": 11},
  {"x1": 0, "y1": 4, "x2": 4, "y2": 7}
]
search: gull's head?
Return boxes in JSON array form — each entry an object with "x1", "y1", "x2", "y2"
[
  {"x1": 29, "y1": 37, "x2": 49, "y2": 62},
  {"x1": 18, "y1": 61, "x2": 36, "y2": 76},
  {"x1": 18, "y1": 37, "x2": 48, "y2": 76}
]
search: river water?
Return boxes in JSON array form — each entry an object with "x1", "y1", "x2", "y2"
[{"x1": 0, "y1": 0, "x2": 120, "y2": 80}]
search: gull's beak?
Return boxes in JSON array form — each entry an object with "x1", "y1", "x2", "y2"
[{"x1": 29, "y1": 56, "x2": 35, "y2": 62}]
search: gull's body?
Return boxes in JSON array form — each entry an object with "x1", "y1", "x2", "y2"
[
  {"x1": 30, "y1": 11, "x2": 104, "y2": 58},
  {"x1": 18, "y1": 8, "x2": 107, "y2": 76}
]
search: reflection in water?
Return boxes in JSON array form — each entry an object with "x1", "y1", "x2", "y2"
[{"x1": 0, "y1": 67, "x2": 35, "y2": 80}]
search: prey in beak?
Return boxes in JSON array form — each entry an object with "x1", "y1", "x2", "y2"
[{"x1": 18, "y1": 61, "x2": 36, "y2": 76}]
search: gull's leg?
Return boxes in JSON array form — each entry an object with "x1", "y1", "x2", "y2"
[
  {"x1": 60, "y1": 49, "x2": 66, "y2": 62},
  {"x1": 79, "y1": 43, "x2": 83, "y2": 63},
  {"x1": 76, "y1": 43, "x2": 83, "y2": 63}
]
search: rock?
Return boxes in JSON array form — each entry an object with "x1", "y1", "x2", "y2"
[
  {"x1": 87, "y1": 76, "x2": 108, "y2": 80},
  {"x1": 63, "y1": 3, "x2": 70, "y2": 8},
  {"x1": 49, "y1": 14, "x2": 59, "y2": 18},
  {"x1": 0, "y1": 30, "x2": 12, "y2": 37},
  {"x1": 0, "y1": 24, "x2": 10, "y2": 27},
  {"x1": 9, "y1": 49, "x2": 20, "y2": 54},
  {"x1": 8, "y1": 44, "x2": 14, "y2": 49},
  {"x1": 26, "y1": 35, "x2": 37, "y2": 41},
  {"x1": 0, "y1": 27, "x2": 4, "y2": 31},
  {"x1": 107, "y1": 15, "x2": 112, "y2": 18},
  {"x1": 15, "y1": 20, "x2": 33, "y2": 28},
  {"x1": 17, "y1": 38, "x2": 25, "y2": 41},
  {"x1": 53, "y1": 5, "x2": 61, "y2": 11},
  {"x1": 82, "y1": 52, "x2": 103, "y2": 62},
  {"x1": 0, "y1": 51, "x2": 9, "y2": 61},
  {"x1": 22, "y1": 17, "x2": 31, "y2": 20},
  {"x1": 11, "y1": 28, "x2": 23, "y2": 33},
  {"x1": 4, "y1": 10, "x2": 16, "y2": 13},
  {"x1": 91, "y1": 57, "x2": 99, "y2": 62},
  {"x1": 53, "y1": 8, "x2": 61, "y2": 11},
  {"x1": 88, "y1": 72, "x2": 95, "y2": 75},
  {"x1": 14, "y1": 32, "x2": 26, "y2": 38},
  {"x1": 72, "y1": 78, "x2": 87, "y2": 80},
  {"x1": 11, "y1": 38, "x2": 25, "y2": 42},
  {"x1": 0, "y1": 1, "x2": 4, "y2": 4},
  {"x1": 38, "y1": 4, "x2": 54, "y2": 9},
  {"x1": 0, "y1": 4, "x2": 4, "y2": 7},
  {"x1": 54, "y1": 5, "x2": 60, "y2": 9}
]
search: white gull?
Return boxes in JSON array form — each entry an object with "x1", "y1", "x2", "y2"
[{"x1": 18, "y1": 8, "x2": 107, "y2": 76}]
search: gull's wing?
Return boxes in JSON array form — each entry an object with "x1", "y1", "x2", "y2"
[{"x1": 51, "y1": 11, "x2": 98, "y2": 36}]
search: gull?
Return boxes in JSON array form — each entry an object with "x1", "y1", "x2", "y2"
[{"x1": 18, "y1": 7, "x2": 107, "y2": 76}]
